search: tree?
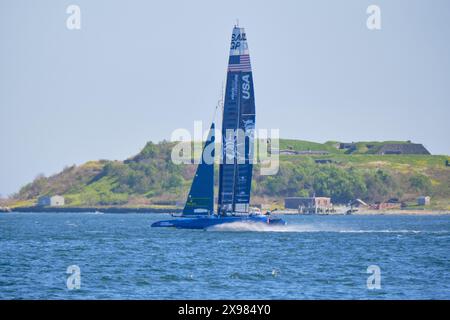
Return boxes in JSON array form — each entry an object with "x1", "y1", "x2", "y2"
[{"x1": 409, "y1": 174, "x2": 432, "y2": 194}]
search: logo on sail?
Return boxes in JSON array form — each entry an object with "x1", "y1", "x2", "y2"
[
  {"x1": 242, "y1": 75, "x2": 251, "y2": 99},
  {"x1": 230, "y1": 32, "x2": 247, "y2": 50}
]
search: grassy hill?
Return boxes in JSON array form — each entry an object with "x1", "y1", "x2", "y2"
[{"x1": 10, "y1": 139, "x2": 450, "y2": 210}]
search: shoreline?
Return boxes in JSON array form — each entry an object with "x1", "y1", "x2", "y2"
[
  {"x1": 4, "y1": 206, "x2": 182, "y2": 214},
  {"x1": 275, "y1": 209, "x2": 450, "y2": 216},
  {"x1": 2, "y1": 206, "x2": 449, "y2": 215},
  {"x1": 352, "y1": 209, "x2": 450, "y2": 215}
]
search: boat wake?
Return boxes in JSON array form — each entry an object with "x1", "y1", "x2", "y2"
[
  {"x1": 206, "y1": 221, "x2": 446, "y2": 233},
  {"x1": 85, "y1": 211, "x2": 104, "y2": 215},
  {"x1": 206, "y1": 222, "x2": 327, "y2": 232}
]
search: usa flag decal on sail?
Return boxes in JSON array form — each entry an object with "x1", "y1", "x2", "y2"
[{"x1": 228, "y1": 55, "x2": 251, "y2": 72}]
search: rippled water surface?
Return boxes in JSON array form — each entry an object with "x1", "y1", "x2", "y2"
[{"x1": 1, "y1": 213, "x2": 449, "y2": 299}]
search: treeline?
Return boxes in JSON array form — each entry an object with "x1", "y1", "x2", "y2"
[{"x1": 253, "y1": 158, "x2": 433, "y2": 203}]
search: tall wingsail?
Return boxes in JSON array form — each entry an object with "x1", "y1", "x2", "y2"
[
  {"x1": 150, "y1": 25, "x2": 288, "y2": 229},
  {"x1": 218, "y1": 26, "x2": 256, "y2": 214},
  {"x1": 182, "y1": 123, "x2": 215, "y2": 216}
]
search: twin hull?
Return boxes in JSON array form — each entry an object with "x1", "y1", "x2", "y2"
[{"x1": 151, "y1": 215, "x2": 286, "y2": 229}]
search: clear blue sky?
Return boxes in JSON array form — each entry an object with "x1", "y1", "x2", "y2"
[{"x1": 1, "y1": 0, "x2": 449, "y2": 196}]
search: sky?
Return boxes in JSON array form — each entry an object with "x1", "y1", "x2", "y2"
[{"x1": 1, "y1": 0, "x2": 449, "y2": 196}]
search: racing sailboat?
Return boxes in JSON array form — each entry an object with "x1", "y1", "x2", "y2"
[{"x1": 151, "y1": 25, "x2": 286, "y2": 229}]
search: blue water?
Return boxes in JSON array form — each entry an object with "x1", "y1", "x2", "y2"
[{"x1": 1, "y1": 212, "x2": 449, "y2": 299}]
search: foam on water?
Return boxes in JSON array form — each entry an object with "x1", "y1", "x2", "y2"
[
  {"x1": 207, "y1": 222, "x2": 307, "y2": 232},
  {"x1": 86, "y1": 211, "x2": 104, "y2": 215},
  {"x1": 206, "y1": 221, "x2": 446, "y2": 233}
]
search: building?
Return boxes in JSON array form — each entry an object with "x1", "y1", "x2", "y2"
[
  {"x1": 417, "y1": 196, "x2": 431, "y2": 206},
  {"x1": 279, "y1": 150, "x2": 330, "y2": 156},
  {"x1": 339, "y1": 142, "x2": 355, "y2": 150},
  {"x1": 350, "y1": 198, "x2": 369, "y2": 208},
  {"x1": 314, "y1": 159, "x2": 335, "y2": 164},
  {"x1": 376, "y1": 143, "x2": 430, "y2": 155},
  {"x1": 284, "y1": 197, "x2": 332, "y2": 214},
  {"x1": 370, "y1": 202, "x2": 401, "y2": 210},
  {"x1": 37, "y1": 195, "x2": 65, "y2": 207},
  {"x1": 279, "y1": 149, "x2": 298, "y2": 155},
  {"x1": 297, "y1": 150, "x2": 330, "y2": 155}
]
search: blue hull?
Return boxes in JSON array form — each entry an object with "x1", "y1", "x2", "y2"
[{"x1": 151, "y1": 215, "x2": 286, "y2": 230}]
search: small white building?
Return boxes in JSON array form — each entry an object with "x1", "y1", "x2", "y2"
[
  {"x1": 417, "y1": 196, "x2": 431, "y2": 206},
  {"x1": 285, "y1": 197, "x2": 332, "y2": 214},
  {"x1": 38, "y1": 195, "x2": 65, "y2": 207}
]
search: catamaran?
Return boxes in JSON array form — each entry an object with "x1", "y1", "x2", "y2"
[{"x1": 151, "y1": 25, "x2": 286, "y2": 229}]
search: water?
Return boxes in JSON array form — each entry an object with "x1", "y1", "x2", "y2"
[{"x1": 1, "y1": 212, "x2": 449, "y2": 299}]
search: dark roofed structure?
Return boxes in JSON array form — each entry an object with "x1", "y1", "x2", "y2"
[
  {"x1": 376, "y1": 143, "x2": 430, "y2": 155},
  {"x1": 339, "y1": 143, "x2": 356, "y2": 151},
  {"x1": 279, "y1": 150, "x2": 330, "y2": 156}
]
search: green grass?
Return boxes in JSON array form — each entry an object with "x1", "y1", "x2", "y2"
[
  {"x1": 65, "y1": 176, "x2": 129, "y2": 206},
  {"x1": 278, "y1": 139, "x2": 342, "y2": 153},
  {"x1": 8, "y1": 199, "x2": 36, "y2": 208}
]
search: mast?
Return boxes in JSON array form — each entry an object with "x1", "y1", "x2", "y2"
[{"x1": 217, "y1": 26, "x2": 256, "y2": 214}]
